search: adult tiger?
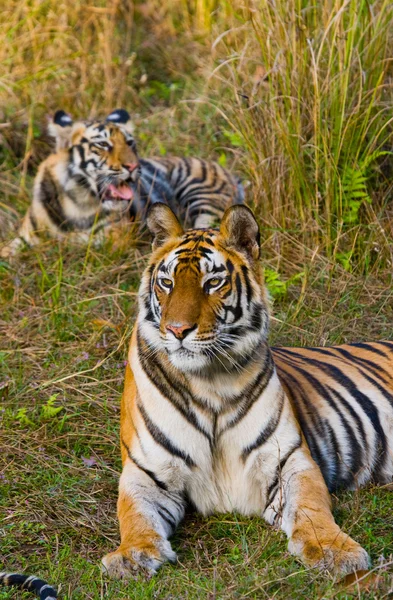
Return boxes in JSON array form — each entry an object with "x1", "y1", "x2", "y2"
[
  {"x1": 0, "y1": 110, "x2": 243, "y2": 258},
  {"x1": 102, "y1": 203, "x2": 392, "y2": 579}
]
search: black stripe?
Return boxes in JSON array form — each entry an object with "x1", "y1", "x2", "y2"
[
  {"x1": 138, "y1": 403, "x2": 196, "y2": 467},
  {"x1": 324, "y1": 420, "x2": 342, "y2": 484},
  {"x1": 266, "y1": 437, "x2": 302, "y2": 507},
  {"x1": 375, "y1": 341, "x2": 393, "y2": 352},
  {"x1": 137, "y1": 331, "x2": 212, "y2": 442},
  {"x1": 29, "y1": 211, "x2": 39, "y2": 232},
  {"x1": 277, "y1": 349, "x2": 388, "y2": 477},
  {"x1": 173, "y1": 159, "x2": 190, "y2": 189},
  {"x1": 350, "y1": 342, "x2": 389, "y2": 358},
  {"x1": 277, "y1": 355, "x2": 365, "y2": 488},
  {"x1": 0, "y1": 573, "x2": 57, "y2": 599},
  {"x1": 175, "y1": 161, "x2": 208, "y2": 200},
  {"x1": 357, "y1": 368, "x2": 393, "y2": 409},
  {"x1": 241, "y1": 265, "x2": 253, "y2": 307},
  {"x1": 334, "y1": 347, "x2": 393, "y2": 389},
  {"x1": 157, "y1": 508, "x2": 176, "y2": 531},
  {"x1": 275, "y1": 361, "x2": 334, "y2": 488},
  {"x1": 41, "y1": 588, "x2": 57, "y2": 600},
  {"x1": 156, "y1": 503, "x2": 177, "y2": 530},
  {"x1": 309, "y1": 346, "x2": 391, "y2": 386},
  {"x1": 39, "y1": 169, "x2": 72, "y2": 230},
  {"x1": 241, "y1": 390, "x2": 284, "y2": 461},
  {"x1": 249, "y1": 304, "x2": 264, "y2": 332},
  {"x1": 220, "y1": 349, "x2": 274, "y2": 432},
  {"x1": 122, "y1": 438, "x2": 168, "y2": 490},
  {"x1": 327, "y1": 385, "x2": 369, "y2": 455}
]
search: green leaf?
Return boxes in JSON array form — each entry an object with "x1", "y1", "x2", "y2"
[
  {"x1": 16, "y1": 408, "x2": 34, "y2": 427},
  {"x1": 218, "y1": 152, "x2": 227, "y2": 167},
  {"x1": 41, "y1": 393, "x2": 64, "y2": 420}
]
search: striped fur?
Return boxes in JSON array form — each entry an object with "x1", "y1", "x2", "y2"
[
  {"x1": 1, "y1": 111, "x2": 243, "y2": 259},
  {"x1": 0, "y1": 572, "x2": 57, "y2": 599},
  {"x1": 136, "y1": 156, "x2": 244, "y2": 229},
  {"x1": 102, "y1": 204, "x2": 373, "y2": 579},
  {"x1": 272, "y1": 342, "x2": 393, "y2": 492}
]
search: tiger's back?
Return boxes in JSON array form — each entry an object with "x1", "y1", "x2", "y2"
[
  {"x1": 273, "y1": 341, "x2": 393, "y2": 491},
  {"x1": 137, "y1": 156, "x2": 244, "y2": 228}
]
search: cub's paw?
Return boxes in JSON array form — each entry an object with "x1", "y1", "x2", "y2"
[
  {"x1": 102, "y1": 539, "x2": 177, "y2": 579},
  {"x1": 289, "y1": 532, "x2": 370, "y2": 575},
  {"x1": 0, "y1": 244, "x2": 14, "y2": 260},
  {"x1": 0, "y1": 238, "x2": 24, "y2": 260}
]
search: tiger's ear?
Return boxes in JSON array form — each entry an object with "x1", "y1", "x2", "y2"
[
  {"x1": 47, "y1": 110, "x2": 74, "y2": 151},
  {"x1": 147, "y1": 203, "x2": 184, "y2": 250},
  {"x1": 220, "y1": 205, "x2": 260, "y2": 261},
  {"x1": 106, "y1": 109, "x2": 134, "y2": 134}
]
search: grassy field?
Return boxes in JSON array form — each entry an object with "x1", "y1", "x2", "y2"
[{"x1": 1, "y1": 0, "x2": 393, "y2": 598}]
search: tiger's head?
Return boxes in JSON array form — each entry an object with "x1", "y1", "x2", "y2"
[
  {"x1": 139, "y1": 203, "x2": 270, "y2": 374},
  {"x1": 48, "y1": 109, "x2": 140, "y2": 209}
]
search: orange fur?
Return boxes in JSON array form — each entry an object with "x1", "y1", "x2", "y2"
[
  {"x1": 103, "y1": 343, "x2": 166, "y2": 577},
  {"x1": 287, "y1": 470, "x2": 366, "y2": 572}
]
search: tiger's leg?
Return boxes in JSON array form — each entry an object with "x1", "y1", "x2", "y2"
[
  {"x1": 102, "y1": 460, "x2": 185, "y2": 579},
  {"x1": 264, "y1": 449, "x2": 370, "y2": 575}
]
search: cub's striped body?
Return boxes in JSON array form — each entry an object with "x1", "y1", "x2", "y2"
[
  {"x1": 273, "y1": 342, "x2": 393, "y2": 491},
  {"x1": 136, "y1": 156, "x2": 243, "y2": 229},
  {"x1": 0, "y1": 572, "x2": 57, "y2": 599},
  {"x1": 102, "y1": 203, "x2": 379, "y2": 580},
  {"x1": 1, "y1": 110, "x2": 243, "y2": 258}
]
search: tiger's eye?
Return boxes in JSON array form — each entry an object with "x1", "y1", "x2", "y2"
[
  {"x1": 208, "y1": 278, "x2": 221, "y2": 287},
  {"x1": 160, "y1": 278, "x2": 173, "y2": 289},
  {"x1": 95, "y1": 141, "x2": 110, "y2": 150}
]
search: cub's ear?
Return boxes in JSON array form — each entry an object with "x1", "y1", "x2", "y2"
[
  {"x1": 53, "y1": 110, "x2": 73, "y2": 127},
  {"x1": 106, "y1": 108, "x2": 134, "y2": 134},
  {"x1": 48, "y1": 110, "x2": 73, "y2": 152},
  {"x1": 220, "y1": 205, "x2": 260, "y2": 261},
  {"x1": 147, "y1": 203, "x2": 184, "y2": 250},
  {"x1": 47, "y1": 110, "x2": 74, "y2": 151}
]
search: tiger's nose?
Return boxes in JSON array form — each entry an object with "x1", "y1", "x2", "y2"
[
  {"x1": 166, "y1": 322, "x2": 196, "y2": 340},
  {"x1": 124, "y1": 162, "x2": 138, "y2": 172}
]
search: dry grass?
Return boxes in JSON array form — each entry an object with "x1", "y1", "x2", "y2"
[{"x1": 1, "y1": 0, "x2": 393, "y2": 598}]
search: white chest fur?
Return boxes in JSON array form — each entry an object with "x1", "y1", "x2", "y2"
[{"x1": 130, "y1": 341, "x2": 301, "y2": 517}]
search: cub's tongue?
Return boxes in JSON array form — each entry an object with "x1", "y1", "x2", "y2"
[{"x1": 107, "y1": 183, "x2": 133, "y2": 200}]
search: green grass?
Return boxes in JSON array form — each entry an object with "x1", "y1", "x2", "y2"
[{"x1": 1, "y1": 0, "x2": 393, "y2": 598}]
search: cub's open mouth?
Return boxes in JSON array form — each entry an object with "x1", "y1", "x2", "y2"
[{"x1": 103, "y1": 183, "x2": 133, "y2": 201}]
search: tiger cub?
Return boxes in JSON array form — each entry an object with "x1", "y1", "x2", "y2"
[
  {"x1": 102, "y1": 203, "x2": 381, "y2": 580},
  {"x1": 1, "y1": 109, "x2": 140, "y2": 258},
  {"x1": 1, "y1": 110, "x2": 243, "y2": 258}
]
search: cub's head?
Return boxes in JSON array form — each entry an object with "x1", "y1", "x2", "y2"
[
  {"x1": 139, "y1": 204, "x2": 269, "y2": 373},
  {"x1": 48, "y1": 109, "x2": 140, "y2": 208}
]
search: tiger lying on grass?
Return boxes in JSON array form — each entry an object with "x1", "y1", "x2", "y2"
[
  {"x1": 0, "y1": 109, "x2": 243, "y2": 258},
  {"x1": 3, "y1": 206, "x2": 393, "y2": 595},
  {"x1": 102, "y1": 202, "x2": 393, "y2": 579}
]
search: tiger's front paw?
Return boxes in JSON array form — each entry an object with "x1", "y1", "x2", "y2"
[
  {"x1": 102, "y1": 538, "x2": 177, "y2": 579},
  {"x1": 289, "y1": 531, "x2": 370, "y2": 575}
]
